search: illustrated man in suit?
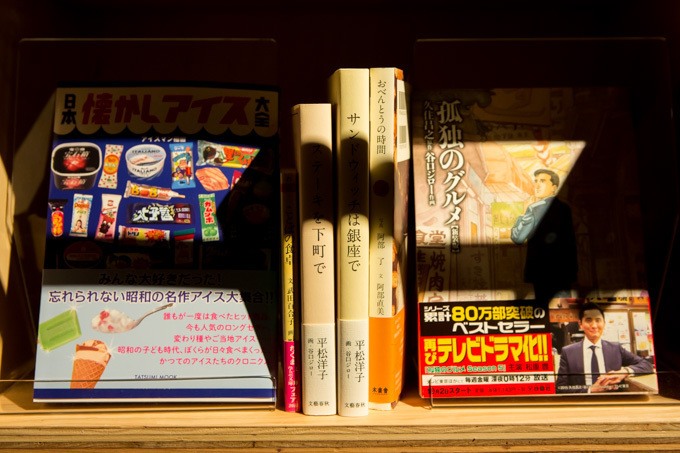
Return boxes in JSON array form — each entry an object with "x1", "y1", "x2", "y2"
[
  {"x1": 511, "y1": 169, "x2": 578, "y2": 302},
  {"x1": 556, "y1": 302, "x2": 654, "y2": 393}
]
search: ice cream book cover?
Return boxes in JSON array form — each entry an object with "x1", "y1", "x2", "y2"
[{"x1": 33, "y1": 84, "x2": 280, "y2": 403}]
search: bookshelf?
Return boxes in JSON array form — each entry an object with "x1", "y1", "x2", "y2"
[{"x1": 2, "y1": 1, "x2": 680, "y2": 450}]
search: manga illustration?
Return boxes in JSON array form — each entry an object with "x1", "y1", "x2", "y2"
[{"x1": 413, "y1": 87, "x2": 657, "y2": 397}]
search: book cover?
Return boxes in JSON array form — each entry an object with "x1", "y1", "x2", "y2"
[
  {"x1": 292, "y1": 103, "x2": 337, "y2": 415},
  {"x1": 34, "y1": 84, "x2": 280, "y2": 403},
  {"x1": 412, "y1": 84, "x2": 658, "y2": 398},
  {"x1": 368, "y1": 67, "x2": 410, "y2": 409},
  {"x1": 280, "y1": 168, "x2": 301, "y2": 412},
  {"x1": 329, "y1": 69, "x2": 370, "y2": 416}
]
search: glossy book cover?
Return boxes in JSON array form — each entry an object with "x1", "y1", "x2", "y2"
[
  {"x1": 34, "y1": 84, "x2": 280, "y2": 403},
  {"x1": 412, "y1": 86, "x2": 658, "y2": 398}
]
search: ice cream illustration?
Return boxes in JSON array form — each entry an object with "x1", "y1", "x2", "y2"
[
  {"x1": 92, "y1": 304, "x2": 174, "y2": 333},
  {"x1": 38, "y1": 309, "x2": 82, "y2": 351},
  {"x1": 70, "y1": 339, "x2": 111, "y2": 389},
  {"x1": 92, "y1": 309, "x2": 136, "y2": 333}
]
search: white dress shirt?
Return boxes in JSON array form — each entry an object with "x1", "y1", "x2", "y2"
[{"x1": 582, "y1": 337, "x2": 606, "y2": 386}]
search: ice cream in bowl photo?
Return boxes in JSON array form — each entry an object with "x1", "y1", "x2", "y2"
[{"x1": 92, "y1": 303, "x2": 174, "y2": 333}]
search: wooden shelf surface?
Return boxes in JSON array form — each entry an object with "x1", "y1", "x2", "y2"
[{"x1": 2, "y1": 381, "x2": 680, "y2": 451}]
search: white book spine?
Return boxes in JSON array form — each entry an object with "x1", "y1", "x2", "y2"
[
  {"x1": 292, "y1": 103, "x2": 337, "y2": 415},
  {"x1": 329, "y1": 68, "x2": 370, "y2": 417},
  {"x1": 336, "y1": 319, "x2": 369, "y2": 416},
  {"x1": 302, "y1": 323, "x2": 337, "y2": 415}
]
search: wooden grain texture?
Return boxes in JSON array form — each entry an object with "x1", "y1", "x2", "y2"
[{"x1": 2, "y1": 382, "x2": 680, "y2": 451}]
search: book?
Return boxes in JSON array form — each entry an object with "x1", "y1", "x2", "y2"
[
  {"x1": 292, "y1": 103, "x2": 337, "y2": 415},
  {"x1": 329, "y1": 69, "x2": 370, "y2": 416},
  {"x1": 34, "y1": 83, "x2": 280, "y2": 403},
  {"x1": 410, "y1": 39, "x2": 669, "y2": 400},
  {"x1": 367, "y1": 67, "x2": 410, "y2": 410},
  {"x1": 412, "y1": 81, "x2": 659, "y2": 398},
  {"x1": 280, "y1": 167, "x2": 301, "y2": 412}
]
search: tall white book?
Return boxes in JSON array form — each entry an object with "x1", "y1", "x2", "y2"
[
  {"x1": 292, "y1": 104, "x2": 337, "y2": 416},
  {"x1": 368, "y1": 67, "x2": 410, "y2": 410},
  {"x1": 329, "y1": 68, "x2": 370, "y2": 417}
]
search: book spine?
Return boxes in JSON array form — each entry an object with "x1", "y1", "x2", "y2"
[
  {"x1": 292, "y1": 104, "x2": 337, "y2": 416},
  {"x1": 280, "y1": 168, "x2": 301, "y2": 412},
  {"x1": 368, "y1": 68, "x2": 410, "y2": 410},
  {"x1": 329, "y1": 69, "x2": 370, "y2": 417}
]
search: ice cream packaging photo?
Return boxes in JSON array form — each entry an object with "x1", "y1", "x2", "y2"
[
  {"x1": 196, "y1": 139, "x2": 260, "y2": 168},
  {"x1": 170, "y1": 143, "x2": 196, "y2": 189},
  {"x1": 124, "y1": 181, "x2": 185, "y2": 201},
  {"x1": 51, "y1": 142, "x2": 102, "y2": 190},
  {"x1": 48, "y1": 199, "x2": 67, "y2": 237},
  {"x1": 94, "y1": 193, "x2": 122, "y2": 242},
  {"x1": 98, "y1": 144, "x2": 123, "y2": 189},
  {"x1": 125, "y1": 144, "x2": 166, "y2": 180},
  {"x1": 69, "y1": 193, "x2": 93, "y2": 238},
  {"x1": 127, "y1": 202, "x2": 193, "y2": 225}
]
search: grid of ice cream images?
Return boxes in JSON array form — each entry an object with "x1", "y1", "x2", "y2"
[
  {"x1": 38, "y1": 137, "x2": 275, "y2": 391},
  {"x1": 46, "y1": 138, "x2": 266, "y2": 269}
]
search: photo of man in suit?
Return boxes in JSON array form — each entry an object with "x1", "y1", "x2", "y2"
[{"x1": 555, "y1": 301, "x2": 654, "y2": 393}]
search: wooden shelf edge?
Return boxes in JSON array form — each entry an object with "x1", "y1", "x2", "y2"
[{"x1": 2, "y1": 381, "x2": 680, "y2": 450}]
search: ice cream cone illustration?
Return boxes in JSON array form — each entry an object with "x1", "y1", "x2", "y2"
[{"x1": 70, "y1": 339, "x2": 111, "y2": 389}]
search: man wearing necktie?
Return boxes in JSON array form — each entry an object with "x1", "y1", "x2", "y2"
[
  {"x1": 510, "y1": 169, "x2": 578, "y2": 303},
  {"x1": 556, "y1": 302, "x2": 654, "y2": 393}
]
